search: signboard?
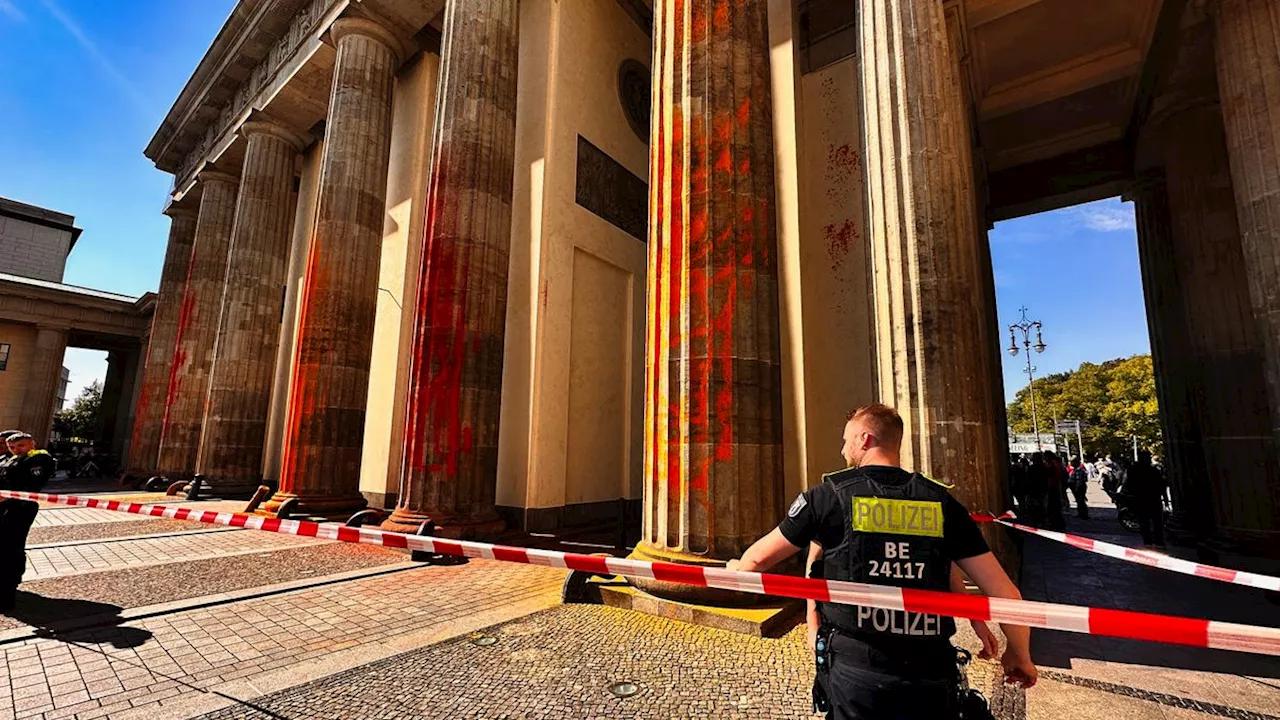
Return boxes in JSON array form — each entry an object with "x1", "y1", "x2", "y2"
[
  {"x1": 1055, "y1": 420, "x2": 1083, "y2": 434},
  {"x1": 1008, "y1": 433, "x2": 1065, "y2": 455}
]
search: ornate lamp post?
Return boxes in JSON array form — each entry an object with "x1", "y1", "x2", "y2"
[{"x1": 1008, "y1": 306, "x2": 1047, "y2": 450}]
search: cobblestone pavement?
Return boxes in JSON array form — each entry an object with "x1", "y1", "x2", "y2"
[
  {"x1": 0, "y1": 558, "x2": 565, "y2": 719},
  {"x1": 25, "y1": 530, "x2": 326, "y2": 580},
  {"x1": 29, "y1": 510, "x2": 144, "y2": 528},
  {"x1": 191, "y1": 604, "x2": 1025, "y2": 720},
  {"x1": 1021, "y1": 485, "x2": 1280, "y2": 720},
  {"x1": 1, "y1": 488, "x2": 1276, "y2": 720},
  {"x1": 27, "y1": 521, "x2": 226, "y2": 547}
]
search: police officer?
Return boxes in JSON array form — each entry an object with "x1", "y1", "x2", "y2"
[
  {"x1": 0, "y1": 431, "x2": 53, "y2": 610},
  {"x1": 728, "y1": 404, "x2": 1036, "y2": 719}
]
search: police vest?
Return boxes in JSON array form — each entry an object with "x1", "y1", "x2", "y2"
[{"x1": 818, "y1": 467, "x2": 955, "y2": 642}]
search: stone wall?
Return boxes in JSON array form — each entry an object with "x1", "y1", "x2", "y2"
[{"x1": 0, "y1": 216, "x2": 72, "y2": 283}]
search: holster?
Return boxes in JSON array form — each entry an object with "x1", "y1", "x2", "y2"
[{"x1": 812, "y1": 625, "x2": 835, "y2": 714}]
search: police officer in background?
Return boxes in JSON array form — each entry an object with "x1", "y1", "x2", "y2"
[
  {"x1": 728, "y1": 404, "x2": 1036, "y2": 719},
  {"x1": 0, "y1": 431, "x2": 54, "y2": 610}
]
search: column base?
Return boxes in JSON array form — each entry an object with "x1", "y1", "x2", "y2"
[
  {"x1": 627, "y1": 542, "x2": 779, "y2": 608},
  {"x1": 259, "y1": 491, "x2": 367, "y2": 519},
  {"x1": 1201, "y1": 526, "x2": 1280, "y2": 562},
  {"x1": 379, "y1": 506, "x2": 505, "y2": 539},
  {"x1": 1163, "y1": 510, "x2": 1206, "y2": 547},
  {"x1": 197, "y1": 478, "x2": 268, "y2": 500}
]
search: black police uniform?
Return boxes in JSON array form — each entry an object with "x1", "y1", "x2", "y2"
[
  {"x1": 0, "y1": 449, "x2": 53, "y2": 606},
  {"x1": 780, "y1": 465, "x2": 990, "y2": 720}
]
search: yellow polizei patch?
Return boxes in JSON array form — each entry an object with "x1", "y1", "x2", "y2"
[{"x1": 852, "y1": 498, "x2": 945, "y2": 538}]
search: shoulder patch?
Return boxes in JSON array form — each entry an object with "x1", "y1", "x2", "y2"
[{"x1": 787, "y1": 494, "x2": 808, "y2": 518}]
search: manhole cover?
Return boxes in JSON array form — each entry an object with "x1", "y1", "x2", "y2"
[
  {"x1": 469, "y1": 635, "x2": 498, "y2": 647},
  {"x1": 608, "y1": 681, "x2": 640, "y2": 698}
]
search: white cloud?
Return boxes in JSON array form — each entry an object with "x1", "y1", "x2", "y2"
[
  {"x1": 0, "y1": 0, "x2": 25, "y2": 22},
  {"x1": 39, "y1": 0, "x2": 150, "y2": 113},
  {"x1": 1073, "y1": 202, "x2": 1135, "y2": 232}
]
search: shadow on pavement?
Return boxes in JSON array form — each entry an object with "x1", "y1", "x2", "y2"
[
  {"x1": 6, "y1": 590, "x2": 153, "y2": 649},
  {"x1": 1018, "y1": 506, "x2": 1280, "y2": 678}
]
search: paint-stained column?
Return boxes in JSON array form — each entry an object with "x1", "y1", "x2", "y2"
[
  {"x1": 1213, "y1": 0, "x2": 1280, "y2": 550},
  {"x1": 1126, "y1": 174, "x2": 1211, "y2": 540},
  {"x1": 634, "y1": 0, "x2": 786, "y2": 599},
  {"x1": 127, "y1": 208, "x2": 197, "y2": 475},
  {"x1": 197, "y1": 121, "x2": 304, "y2": 496},
  {"x1": 382, "y1": 0, "x2": 518, "y2": 536},
  {"x1": 156, "y1": 171, "x2": 239, "y2": 479},
  {"x1": 19, "y1": 325, "x2": 68, "y2": 448},
  {"x1": 858, "y1": 2, "x2": 1004, "y2": 512},
  {"x1": 266, "y1": 18, "x2": 404, "y2": 516}
]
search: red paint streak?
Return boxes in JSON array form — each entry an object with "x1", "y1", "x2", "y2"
[
  {"x1": 828, "y1": 144, "x2": 861, "y2": 178},
  {"x1": 822, "y1": 220, "x2": 858, "y2": 272},
  {"x1": 712, "y1": 0, "x2": 730, "y2": 32},
  {"x1": 278, "y1": 227, "x2": 326, "y2": 492},
  {"x1": 666, "y1": 98, "x2": 685, "y2": 497},
  {"x1": 826, "y1": 144, "x2": 863, "y2": 203}
]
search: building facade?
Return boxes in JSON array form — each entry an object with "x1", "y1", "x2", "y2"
[
  {"x1": 135, "y1": 0, "x2": 1280, "y2": 562},
  {"x1": 0, "y1": 197, "x2": 151, "y2": 449}
]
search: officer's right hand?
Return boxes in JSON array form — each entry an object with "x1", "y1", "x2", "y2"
[
  {"x1": 806, "y1": 623, "x2": 818, "y2": 653},
  {"x1": 1001, "y1": 647, "x2": 1038, "y2": 688}
]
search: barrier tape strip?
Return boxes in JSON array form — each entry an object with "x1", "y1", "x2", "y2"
[
  {"x1": 971, "y1": 512, "x2": 1280, "y2": 592},
  {"x1": 4, "y1": 490, "x2": 1279, "y2": 657}
]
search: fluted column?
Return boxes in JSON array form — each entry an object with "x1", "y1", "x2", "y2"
[
  {"x1": 859, "y1": 3, "x2": 1003, "y2": 510},
  {"x1": 197, "y1": 121, "x2": 304, "y2": 496},
  {"x1": 127, "y1": 208, "x2": 197, "y2": 475},
  {"x1": 382, "y1": 0, "x2": 518, "y2": 537},
  {"x1": 1126, "y1": 174, "x2": 1211, "y2": 541},
  {"x1": 633, "y1": 0, "x2": 785, "y2": 601},
  {"x1": 267, "y1": 18, "x2": 403, "y2": 516},
  {"x1": 1214, "y1": 0, "x2": 1280, "y2": 550},
  {"x1": 1157, "y1": 97, "x2": 1278, "y2": 550},
  {"x1": 156, "y1": 171, "x2": 239, "y2": 479},
  {"x1": 19, "y1": 325, "x2": 68, "y2": 448}
]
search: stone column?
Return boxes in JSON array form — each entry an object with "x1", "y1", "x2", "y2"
[
  {"x1": 98, "y1": 350, "x2": 127, "y2": 455},
  {"x1": 19, "y1": 325, "x2": 68, "y2": 448},
  {"x1": 267, "y1": 18, "x2": 403, "y2": 516},
  {"x1": 1213, "y1": 0, "x2": 1280, "y2": 549},
  {"x1": 382, "y1": 0, "x2": 518, "y2": 536},
  {"x1": 633, "y1": 0, "x2": 786, "y2": 600},
  {"x1": 858, "y1": 3, "x2": 1004, "y2": 513},
  {"x1": 1153, "y1": 94, "x2": 1278, "y2": 550},
  {"x1": 197, "y1": 121, "x2": 304, "y2": 496},
  {"x1": 127, "y1": 208, "x2": 197, "y2": 475},
  {"x1": 1126, "y1": 174, "x2": 1211, "y2": 540},
  {"x1": 155, "y1": 170, "x2": 239, "y2": 479}
]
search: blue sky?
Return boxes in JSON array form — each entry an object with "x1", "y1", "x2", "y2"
[
  {"x1": 0, "y1": 0, "x2": 1150, "y2": 408},
  {"x1": 0, "y1": 0, "x2": 236, "y2": 400},
  {"x1": 991, "y1": 197, "x2": 1150, "y2": 401}
]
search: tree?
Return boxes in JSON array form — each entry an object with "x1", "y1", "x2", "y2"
[
  {"x1": 1006, "y1": 355, "x2": 1161, "y2": 461},
  {"x1": 53, "y1": 380, "x2": 102, "y2": 442}
]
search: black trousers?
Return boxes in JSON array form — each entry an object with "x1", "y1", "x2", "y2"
[
  {"x1": 0, "y1": 498, "x2": 39, "y2": 589},
  {"x1": 1071, "y1": 485, "x2": 1089, "y2": 519},
  {"x1": 815, "y1": 632, "x2": 958, "y2": 720},
  {"x1": 1136, "y1": 501, "x2": 1164, "y2": 546}
]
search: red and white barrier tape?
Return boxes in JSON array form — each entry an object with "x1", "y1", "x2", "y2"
[
  {"x1": 972, "y1": 511, "x2": 1280, "y2": 593},
  {"x1": 6, "y1": 490, "x2": 1279, "y2": 657}
]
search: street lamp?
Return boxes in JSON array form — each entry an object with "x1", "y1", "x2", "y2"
[{"x1": 1008, "y1": 306, "x2": 1046, "y2": 450}]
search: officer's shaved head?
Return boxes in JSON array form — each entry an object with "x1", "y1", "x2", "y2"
[
  {"x1": 842, "y1": 404, "x2": 905, "y2": 467},
  {"x1": 847, "y1": 404, "x2": 904, "y2": 448}
]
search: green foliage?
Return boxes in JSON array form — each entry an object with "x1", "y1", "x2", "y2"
[
  {"x1": 53, "y1": 380, "x2": 102, "y2": 442},
  {"x1": 1006, "y1": 355, "x2": 1161, "y2": 460}
]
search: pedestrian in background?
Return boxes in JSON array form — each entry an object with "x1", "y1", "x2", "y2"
[
  {"x1": 1068, "y1": 458, "x2": 1089, "y2": 520},
  {"x1": 0, "y1": 431, "x2": 54, "y2": 610},
  {"x1": 1043, "y1": 451, "x2": 1067, "y2": 531},
  {"x1": 1123, "y1": 451, "x2": 1166, "y2": 549}
]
